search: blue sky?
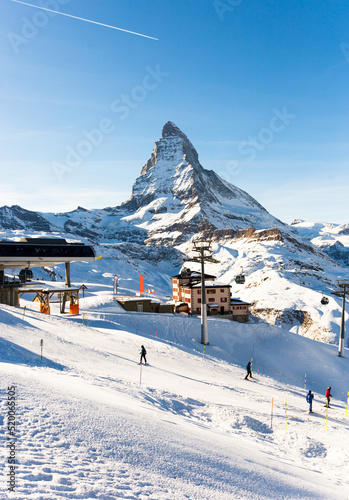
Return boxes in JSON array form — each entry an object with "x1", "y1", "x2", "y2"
[{"x1": 1, "y1": 0, "x2": 349, "y2": 223}]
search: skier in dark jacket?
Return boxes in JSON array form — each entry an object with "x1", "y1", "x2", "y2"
[
  {"x1": 140, "y1": 345, "x2": 147, "y2": 365},
  {"x1": 244, "y1": 361, "x2": 253, "y2": 379},
  {"x1": 325, "y1": 387, "x2": 332, "y2": 408},
  {"x1": 306, "y1": 390, "x2": 314, "y2": 413}
]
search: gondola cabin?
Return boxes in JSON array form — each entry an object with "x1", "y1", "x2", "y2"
[
  {"x1": 235, "y1": 274, "x2": 245, "y2": 285},
  {"x1": 19, "y1": 269, "x2": 33, "y2": 283}
]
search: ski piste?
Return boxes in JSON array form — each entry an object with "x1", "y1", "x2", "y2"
[{"x1": 1, "y1": 285, "x2": 348, "y2": 499}]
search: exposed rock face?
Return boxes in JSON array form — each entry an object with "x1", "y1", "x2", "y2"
[
  {"x1": 209, "y1": 227, "x2": 284, "y2": 243},
  {"x1": 250, "y1": 306, "x2": 334, "y2": 343},
  {"x1": 0, "y1": 205, "x2": 52, "y2": 232},
  {"x1": 323, "y1": 241, "x2": 349, "y2": 267}
]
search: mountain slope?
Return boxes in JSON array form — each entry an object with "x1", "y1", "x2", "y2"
[{"x1": 291, "y1": 220, "x2": 349, "y2": 268}]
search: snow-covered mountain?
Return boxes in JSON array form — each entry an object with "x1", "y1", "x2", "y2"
[
  {"x1": 291, "y1": 220, "x2": 349, "y2": 268},
  {"x1": 118, "y1": 121, "x2": 286, "y2": 245},
  {"x1": 0, "y1": 122, "x2": 285, "y2": 244},
  {"x1": 0, "y1": 122, "x2": 348, "y2": 344}
]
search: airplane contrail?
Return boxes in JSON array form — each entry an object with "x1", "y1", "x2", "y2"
[{"x1": 10, "y1": 0, "x2": 159, "y2": 40}]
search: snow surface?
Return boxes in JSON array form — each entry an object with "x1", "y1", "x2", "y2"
[
  {"x1": 291, "y1": 220, "x2": 349, "y2": 251},
  {"x1": 1, "y1": 285, "x2": 349, "y2": 499}
]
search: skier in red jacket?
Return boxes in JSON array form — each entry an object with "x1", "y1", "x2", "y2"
[{"x1": 325, "y1": 387, "x2": 332, "y2": 408}]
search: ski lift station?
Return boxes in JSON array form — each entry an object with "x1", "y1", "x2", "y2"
[{"x1": 0, "y1": 237, "x2": 97, "y2": 312}]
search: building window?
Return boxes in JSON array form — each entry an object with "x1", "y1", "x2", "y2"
[
  {"x1": 197, "y1": 290, "x2": 201, "y2": 294},
  {"x1": 220, "y1": 289, "x2": 225, "y2": 293},
  {"x1": 198, "y1": 298, "x2": 201, "y2": 303},
  {"x1": 208, "y1": 298, "x2": 215, "y2": 302},
  {"x1": 197, "y1": 308, "x2": 200, "y2": 312},
  {"x1": 207, "y1": 289, "x2": 216, "y2": 294},
  {"x1": 221, "y1": 297, "x2": 227, "y2": 303}
]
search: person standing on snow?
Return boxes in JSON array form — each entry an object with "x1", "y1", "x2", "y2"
[
  {"x1": 244, "y1": 361, "x2": 253, "y2": 380},
  {"x1": 325, "y1": 386, "x2": 332, "y2": 408},
  {"x1": 306, "y1": 390, "x2": 314, "y2": 413},
  {"x1": 140, "y1": 345, "x2": 147, "y2": 365}
]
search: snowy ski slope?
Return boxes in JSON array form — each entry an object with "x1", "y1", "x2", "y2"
[{"x1": 1, "y1": 287, "x2": 349, "y2": 499}]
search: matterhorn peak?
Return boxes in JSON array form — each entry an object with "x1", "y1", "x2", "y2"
[
  {"x1": 121, "y1": 122, "x2": 284, "y2": 236},
  {"x1": 161, "y1": 121, "x2": 189, "y2": 140},
  {"x1": 139, "y1": 121, "x2": 199, "y2": 178}
]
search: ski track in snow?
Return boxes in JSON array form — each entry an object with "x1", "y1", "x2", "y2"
[{"x1": 1, "y1": 298, "x2": 349, "y2": 499}]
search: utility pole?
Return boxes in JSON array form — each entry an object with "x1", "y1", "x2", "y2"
[
  {"x1": 331, "y1": 280, "x2": 349, "y2": 357},
  {"x1": 61, "y1": 261, "x2": 71, "y2": 314},
  {"x1": 189, "y1": 239, "x2": 219, "y2": 345}
]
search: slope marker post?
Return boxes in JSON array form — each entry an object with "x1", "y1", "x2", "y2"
[
  {"x1": 326, "y1": 406, "x2": 328, "y2": 430},
  {"x1": 285, "y1": 398, "x2": 288, "y2": 430},
  {"x1": 271, "y1": 397, "x2": 274, "y2": 430}
]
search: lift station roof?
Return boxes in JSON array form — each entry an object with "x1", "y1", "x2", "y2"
[{"x1": 0, "y1": 238, "x2": 97, "y2": 269}]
